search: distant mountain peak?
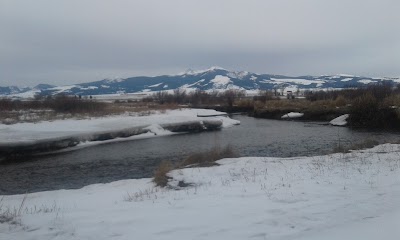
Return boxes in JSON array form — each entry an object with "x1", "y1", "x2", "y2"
[
  {"x1": 208, "y1": 66, "x2": 227, "y2": 71},
  {"x1": 104, "y1": 77, "x2": 124, "y2": 83},
  {"x1": 33, "y1": 84, "x2": 56, "y2": 90},
  {"x1": 229, "y1": 71, "x2": 251, "y2": 79},
  {"x1": 337, "y1": 74, "x2": 356, "y2": 77},
  {"x1": 179, "y1": 66, "x2": 228, "y2": 76}
]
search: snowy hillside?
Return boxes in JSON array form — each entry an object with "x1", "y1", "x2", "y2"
[{"x1": 2, "y1": 67, "x2": 399, "y2": 97}]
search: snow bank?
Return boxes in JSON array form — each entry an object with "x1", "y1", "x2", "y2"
[
  {"x1": 281, "y1": 112, "x2": 304, "y2": 119},
  {"x1": 330, "y1": 114, "x2": 349, "y2": 126},
  {"x1": 0, "y1": 109, "x2": 240, "y2": 155},
  {"x1": 1, "y1": 144, "x2": 400, "y2": 239}
]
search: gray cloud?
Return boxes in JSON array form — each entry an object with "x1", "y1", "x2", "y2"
[{"x1": 1, "y1": 0, "x2": 399, "y2": 86}]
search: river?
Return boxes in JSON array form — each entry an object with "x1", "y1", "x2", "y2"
[{"x1": 1, "y1": 116, "x2": 399, "y2": 195}]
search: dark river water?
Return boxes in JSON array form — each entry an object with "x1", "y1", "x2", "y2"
[{"x1": 1, "y1": 116, "x2": 399, "y2": 195}]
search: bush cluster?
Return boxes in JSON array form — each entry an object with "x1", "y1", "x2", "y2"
[
  {"x1": 0, "y1": 95, "x2": 106, "y2": 113},
  {"x1": 143, "y1": 89, "x2": 246, "y2": 107},
  {"x1": 305, "y1": 82, "x2": 396, "y2": 102},
  {"x1": 48, "y1": 95, "x2": 106, "y2": 113}
]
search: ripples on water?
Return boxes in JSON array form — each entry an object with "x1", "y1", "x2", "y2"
[{"x1": 1, "y1": 116, "x2": 399, "y2": 194}]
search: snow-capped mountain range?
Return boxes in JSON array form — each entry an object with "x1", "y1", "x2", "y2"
[{"x1": 2, "y1": 67, "x2": 400, "y2": 98}]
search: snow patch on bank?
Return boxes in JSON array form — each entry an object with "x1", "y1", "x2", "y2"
[
  {"x1": 330, "y1": 114, "x2": 349, "y2": 126},
  {"x1": 0, "y1": 109, "x2": 239, "y2": 146},
  {"x1": 281, "y1": 112, "x2": 304, "y2": 119}
]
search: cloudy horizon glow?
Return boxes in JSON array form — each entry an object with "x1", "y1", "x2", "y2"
[{"x1": 1, "y1": 0, "x2": 399, "y2": 87}]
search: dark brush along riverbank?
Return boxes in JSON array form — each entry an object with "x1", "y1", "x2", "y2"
[{"x1": 209, "y1": 105, "x2": 400, "y2": 129}]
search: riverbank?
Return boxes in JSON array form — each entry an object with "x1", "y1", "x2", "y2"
[
  {"x1": 252, "y1": 107, "x2": 348, "y2": 121},
  {"x1": 0, "y1": 109, "x2": 240, "y2": 160},
  {"x1": 206, "y1": 103, "x2": 349, "y2": 122},
  {"x1": 1, "y1": 143, "x2": 400, "y2": 239},
  {"x1": 210, "y1": 104, "x2": 400, "y2": 131}
]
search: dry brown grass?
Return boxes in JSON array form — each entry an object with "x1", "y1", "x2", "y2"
[
  {"x1": 253, "y1": 100, "x2": 265, "y2": 110},
  {"x1": 235, "y1": 99, "x2": 253, "y2": 108},
  {"x1": 351, "y1": 139, "x2": 379, "y2": 150},
  {"x1": 0, "y1": 99, "x2": 184, "y2": 124},
  {"x1": 153, "y1": 145, "x2": 239, "y2": 187},
  {"x1": 334, "y1": 95, "x2": 348, "y2": 107},
  {"x1": 382, "y1": 94, "x2": 400, "y2": 108},
  {"x1": 180, "y1": 145, "x2": 239, "y2": 168},
  {"x1": 116, "y1": 101, "x2": 180, "y2": 111},
  {"x1": 153, "y1": 161, "x2": 174, "y2": 187},
  {"x1": 260, "y1": 99, "x2": 340, "y2": 112},
  {"x1": 262, "y1": 99, "x2": 305, "y2": 110}
]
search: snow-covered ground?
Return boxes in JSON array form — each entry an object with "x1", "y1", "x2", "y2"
[
  {"x1": 1, "y1": 144, "x2": 400, "y2": 239},
  {"x1": 0, "y1": 109, "x2": 239, "y2": 146}
]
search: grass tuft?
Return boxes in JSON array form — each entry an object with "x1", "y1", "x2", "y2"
[
  {"x1": 0, "y1": 195, "x2": 27, "y2": 225},
  {"x1": 153, "y1": 161, "x2": 174, "y2": 187}
]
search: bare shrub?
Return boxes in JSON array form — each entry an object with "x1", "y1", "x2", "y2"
[
  {"x1": 49, "y1": 95, "x2": 106, "y2": 113},
  {"x1": 0, "y1": 98, "x2": 13, "y2": 111},
  {"x1": 1, "y1": 95, "x2": 107, "y2": 114},
  {"x1": 222, "y1": 90, "x2": 245, "y2": 107},
  {"x1": 349, "y1": 93, "x2": 380, "y2": 128},
  {"x1": 0, "y1": 98, "x2": 44, "y2": 111},
  {"x1": 305, "y1": 90, "x2": 339, "y2": 101},
  {"x1": 252, "y1": 90, "x2": 275, "y2": 103},
  {"x1": 146, "y1": 89, "x2": 248, "y2": 107}
]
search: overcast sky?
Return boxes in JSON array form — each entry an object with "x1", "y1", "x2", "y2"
[{"x1": 1, "y1": 0, "x2": 399, "y2": 87}]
